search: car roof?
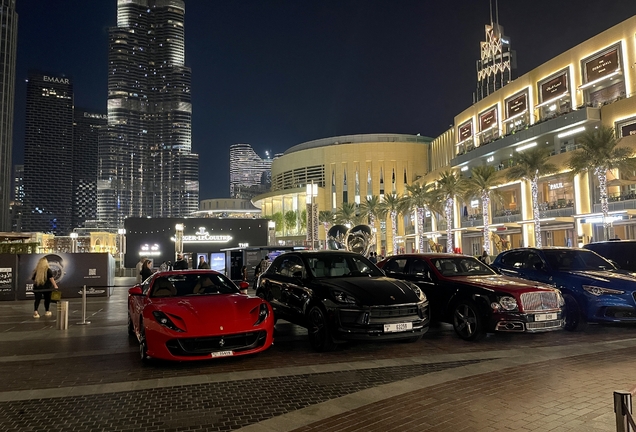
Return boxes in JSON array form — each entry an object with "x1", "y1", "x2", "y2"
[
  {"x1": 381, "y1": 253, "x2": 475, "y2": 259},
  {"x1": 153, "y1": 269, "x2": 223, "y2": 277}
]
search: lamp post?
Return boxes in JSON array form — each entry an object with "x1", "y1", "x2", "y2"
[
  {"x1": 70, "y1": 232, "x2": 78, "y2": 253},
  {"x1": 175, "y1": 223, "x2": 184, "y2": 260},
  {"x1": 268, "y1": 220, "x2": 276, "y2": 246},
  {"x1": 117, "y1": 228, "x2": 126, "y2": 270},
  {"x1": 306, "y1": 182, "x2": 318, "y2": 250}
]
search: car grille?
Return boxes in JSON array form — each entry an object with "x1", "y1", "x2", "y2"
[
  {"x1": 525, "y1": 320, "x2": 563, "y2": 331},
  {"x1": 166, "y1": 331, "x2": 268, "y2": 356},
  {"x1": 520, "y1": 291, "x2": 559, "y2": 312},
  {"x1": 339, "y1": 304, "x2": 425, "y2": 326}
]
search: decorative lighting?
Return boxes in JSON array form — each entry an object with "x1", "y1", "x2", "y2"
[
  {"x1": 515, "y1": 142, "x2": 537, "y2": 152},
  {"x1": 460, "y1": 166, "x2": 469, "y2": 172},
  {"x1": 578, "y1": 70, "x2": 621, "y2": 90},
  {"x1": 557, "y1": 126, "x2": 586, "y2": 138}
]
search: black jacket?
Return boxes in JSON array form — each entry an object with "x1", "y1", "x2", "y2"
[{"x1": 173, "y1": 259, "x2": 188, "y2": 270}]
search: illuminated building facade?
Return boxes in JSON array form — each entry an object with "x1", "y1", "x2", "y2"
[
  {"x1": 475, "y1": 21, "x2": 515, "y2": 102},
  {"x1": 98, "y1": 0, "x2": 199, "y2": 227},
  {"x1": 229, "y1": 143, "x2": 272, "y2": 199},
  {"x1": 10, "y1": 164, "x2": 23, "y2": 231},
  {"x1": 0, "y1": 0, "x2": 17, "y2": 231},
  {"x1": 22, "y1": 73, "x2": 74, "y2": 235},
  {"x1": 73, "y1": 110, "x2": 107, "y2": 229}
]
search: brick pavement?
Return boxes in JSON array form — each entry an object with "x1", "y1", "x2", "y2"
[{"x1": 0, "y1": 279, "x2": 634, "y2": 431}]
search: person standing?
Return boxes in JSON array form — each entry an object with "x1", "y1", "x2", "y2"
[
  {"x1": 140, "y1": 259, "x2": 153, "y2": 281},
  {"x1": 479, "y1": 250, "x2": 491, "y2": 265},
  {"x1": 241, "y1": 265, "x2": 248, "y2": 282},
  {"x1": 135, "y1": 257, "x2": 146, "y2": 284},
  {"x1": 159, "y1": 261, "x2": 168, "y2": 272},
  {"x1": 368, "y1": 252, "x2": 377, "y2": 264},
  {"x1": 173, "y1": 254, "x2": 188, "y2": 270},
  {"x1": 198, "y1": 256, "x2": 210, "y2": 269},
  {"x1": 167, "y1": 261, "x2": 173, "y2": 271},
  {"x1": 32, "y1": 257, "x2": 59, "y2": 318}
]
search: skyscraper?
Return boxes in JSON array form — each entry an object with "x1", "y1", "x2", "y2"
[
  {"x1": 98, "y1": 0, "x2": 199, "y2": 227},
  {"x1": 0, "y1": 0, "x2": 17, "y2": 231},
  {"x1": 73, "y1": 110, "x2": 107, "y2": 228},
  {"x1": 475, "y1": 2, "x2": 515, "y2": 102},
  {"x1": 10, "y1": 164, "x2": 23, "y2": 231},
  {"x1": 22, "y1": 73, "x2": 74, "y2": 235},
  {"x1": 229, "y1": 143, "x2": 272, "y2": 199}
]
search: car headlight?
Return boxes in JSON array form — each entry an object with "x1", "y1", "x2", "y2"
[
  {"x1": 152, "y1": 311, "x2": 184, "y2": 332},
  {"x1": 498, "y1": 296, "x2": 518, "y2": 311},
  {"x1": 332, "y1": 290, "x2": 357, "y2": 304},
  {"x1": 410, "y1": 284, "x2": 427, "y2": 302},
  {"x1": 555, "y1": 290, "x2": 565, "y2": 307},
  {"x1": 582, "y1": 285, "x2": 625, "y2": 296},
  {"x1": 253, "y1": 303, "x2": 269, "y2": 326}
]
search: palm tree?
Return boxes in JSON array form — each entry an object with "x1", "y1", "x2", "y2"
[
  {"x1": 335, "y1": 202, "x2": 358, "y2": 226},
  {"x1": 405, "y1": 183, "x2": 439, "y2": 252},
  {"x1": 568, "y1": 126, "x2": 636, "y2": 240},
  {"x1": 319, "y1": 210, "x2": 335, "y2": 249},
  {"x1": 360, "y1": 195, "x2": 383, "y2": 254},
  {"x1": 464, "y1": 165, "x2": 502, "y2": 254},
  {"x1": 379, "y1": 193, "x2": 403, "y2": 255},
  {"x1": 506, "y1": 146, "x2": 557, "y2": 247},
  {"x1": 436, "y1": 171, "x2": 466, "y2": 253}
]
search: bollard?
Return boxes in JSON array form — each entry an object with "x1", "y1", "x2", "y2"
[
  {"x1": 614, "y1": 390, "x2": 635, "y2": 432},
  {"x1": 56, "y1": 300, "x2": 69, "y2": 330},
  {"x1": 77, "y1": 285, "x2": 91, "y2": 325}
]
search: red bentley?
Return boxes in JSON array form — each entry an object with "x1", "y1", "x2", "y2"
[{"x1": 128, "y1": 270, "x2": 274, "y2": 362}]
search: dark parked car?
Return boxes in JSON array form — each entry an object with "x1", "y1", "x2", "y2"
[
  {"x1": 492, "y1": 247, "x2": 636, "y2": 331},
  {"x1": 584, "y1": 240, "x2": 636, "y2": 272},
  {"x1": 377, "y1": 253, "x2": 564, "y2": 341},
  {"x1": 256, "y1": 250, "x2": 429, "y2": 351}
]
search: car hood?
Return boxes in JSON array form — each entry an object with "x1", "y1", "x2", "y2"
[
  {"x1": 450, "y1": 275, "x2": 555, "y2": 294},
  {"x1": 558, "y1": 269, "x2": 636, "y2": 287},
  {"x1": 151, "y1": 294, "x2": 269, "y2": 333},
  {"x1": 317, "y1": 276, "x2": 421, "y2": 306}
]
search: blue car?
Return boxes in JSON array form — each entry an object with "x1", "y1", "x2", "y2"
[{"x1": 491, "y1": 247, "x2": 636, "y2": 331}]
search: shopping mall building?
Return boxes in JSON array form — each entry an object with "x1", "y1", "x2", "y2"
[{"x1": 254, "y1": 15, "x2": 636, "y2": 256}]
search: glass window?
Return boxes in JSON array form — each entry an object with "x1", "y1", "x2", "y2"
[
  {"x1": 408, "y1": 259, "x2": 431, "y2": 276},
  {"x1": 384, "y1": 258, "x2": 407, "y2": 274}
]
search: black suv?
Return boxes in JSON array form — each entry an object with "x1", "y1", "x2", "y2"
[{"x1": 584, "y1": 240, "x2": 636, "y2": 272}]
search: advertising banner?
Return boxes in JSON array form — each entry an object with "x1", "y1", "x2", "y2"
[
  {"x1": 506, "y1": 93, "x2": 527, "y2": 117},
  {"x1": 458, "y1": 121, "x2": 472, "y2": 141},
  {"x1": 585, "y1": 49, "x2": 619, "y2": 82},
  {"x1": 541, "y1": 73, "x2": 568, "y2": 102},
  {"x1": 479, "y1": 107, "x2": 497, "y2": 131},
  {"x1": 0, "y1": 255, "x2": 17, "y2": 301},
  {"x1": 17, "y1": 253, "x2": 114, "y2": 300}
]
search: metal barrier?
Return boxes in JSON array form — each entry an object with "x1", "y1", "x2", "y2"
[
  {"x1": 56, "y1": 300, "x2": 68, "y2": 330},
  {"x1": 615, "y1": 387, "x2": 636, "y2": 432},
  {"x1": 77, "y1": 285, "x2": 91, "y2": 325}
]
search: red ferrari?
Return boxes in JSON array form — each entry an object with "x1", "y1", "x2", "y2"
[{"x1": 128, "y1": 270, "x2": 274, "y2": 362}]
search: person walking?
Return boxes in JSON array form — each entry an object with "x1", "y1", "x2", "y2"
[
  {"x1": 140, "y1": 259, "x2": 153, "y2": 281},
  {"x1": 173, "y1": 254, "x2": 188, "y2": 270},
  {"x1": 32, "y1": 257, "x2": 59, "y2": 318},
  {"x1": 197, "y1": 256, "x2": 210, "y2": 269}
]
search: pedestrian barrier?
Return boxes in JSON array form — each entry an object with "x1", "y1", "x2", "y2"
[
  {"x1": 615, "y1": 386, "x2": 636, "y2": 432},
  {"x1": 56, "y1": 300, "x2": 68, "y2": 330},
  {"x1": 77, "y1": 285, "x2": 91, "y2": 325}
]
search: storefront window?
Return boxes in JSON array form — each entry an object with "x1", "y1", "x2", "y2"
[{"x1": 541, "y1": 177, "x2": 574, "y2": 209}]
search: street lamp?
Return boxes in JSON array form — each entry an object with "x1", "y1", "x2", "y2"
[
  {"x1": 306, "y1": 182, "x2": 318, "y2": 250},
  {"x1": 175, "y1": 223, "x2": 184, "y2": 260},
  {"x1": 117, "y1": 228, "x2": 126, "y2": 270},
  {"x1": 70, "y1": 232, "x2": 78, "y2": 253},
  {"x1": 268, "y1": 220, "x2": 276, "y2": 246}
]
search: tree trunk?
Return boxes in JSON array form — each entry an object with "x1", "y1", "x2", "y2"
[
  {"x1": 596, "y1": 167, "x2": 610, "y2": 240},
  {"x1": 482, "y1": 192, "x2": 490, "y2": 253},
  {"x1": 445, "y1": 197, "x2": 454, "y2": 253},
  {"x1": 531, "y1": 174, "x2": 542, "y2": 247}
]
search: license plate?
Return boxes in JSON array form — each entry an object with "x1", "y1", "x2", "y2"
[
  {"x1": 535, "y1": 313, "x2": 557, "y2": 322},
  {"x1": 211, "y1": 350, "x2": 234, "y2": 358},
  {"x1": 383, "y1": 322, "x2": 413, "y2": 333}
]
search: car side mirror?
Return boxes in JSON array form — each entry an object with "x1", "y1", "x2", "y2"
[{"x1": 129, "y1": 286, "x2": 143, "y2": 296}]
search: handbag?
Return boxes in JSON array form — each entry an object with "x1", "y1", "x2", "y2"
[{"x1": 50, "y1": 289, "x2": 62, "y2": 302}]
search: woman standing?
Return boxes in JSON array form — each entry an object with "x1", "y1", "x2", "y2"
[
  {"x1": 32, "y1": 257, "x2": 59, "y2": 318},
  {"x1": 140, "y1": 259, "x2": 153, "y2": 281}
]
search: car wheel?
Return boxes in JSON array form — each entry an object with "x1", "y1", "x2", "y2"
[
  {"x1": 139, "y1": 320, "x2": 151, "y2": 362},
  {"x1": 308, "y1": 305, "x2": 335, "y2": 352},
  {"x1": 563, "y1": 294, "x2": 588, "y2": 331},
  {"x1": 453, "y1": 301, "x2": 485, "y2": 341},
  {"x1": 127, "y1": 313, "x2": 135, "y2": 337}
]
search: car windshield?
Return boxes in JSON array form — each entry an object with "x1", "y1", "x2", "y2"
[
  {"x1": 306, "y1": 254, "x2": 383, "y2": 278},
  {"x1": 431, "y1": 257, "x2": 497, "y2": 277},
  {"x1": 542, "y1": 249, "x2": 616, "y2": 271},
  {"x1": 150, "y1": 273, "x2": 239, "y2": 298}
]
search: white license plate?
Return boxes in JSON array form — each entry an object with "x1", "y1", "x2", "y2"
[
  {"x1": 535, "y1": 313, "x2": 557, "y2": 322},
  {"x1": 383, "y1": 322, "x2": 413, "y2": 333},
  {"x1": 211, "y1": 350, "x2": 234, "y2": 358}
]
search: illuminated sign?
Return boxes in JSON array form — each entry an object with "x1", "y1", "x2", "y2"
[
  {"x1": 83, "y1": 112, "x2": 107, "y2": 119},
  {"x1": 506, "y1": 93, "x2": 527, "y2": 117},
  {"x1": 458, "y1": 121, "x2": 473, "y2": 141},
  {"x1": 238, "y1": 243, "x2": 249, "y2": 248},
  {"x1": 139, "y1": 244, "x2": 161, "y2": 256},
  {"x1": 470, "y1": 200, "x2": 479, "y2": 208},
  {"x1": 585, "y1": 49, "x2": 619, "y2": 82},
  {"x1": 540, "y1": 73, "x2": 568, "y2": 102},
  {"x1": 583, "y1": 215, "x2": 624, "y2": 224},
  {"x1": 479, "y1": 107, "x2": 497, "y2": 131},
  {"x1": 43, "y1": 76, "x2": 70, "y2": 84},
  {"x1": 549, "y1": 182, "x2": 564, "y2": 190},
  {"x1": 183, "y1": 227, "x2": 232, "y2": 243},
  {"x1": 620, "y1": 122, "x2": 636, "y2": 138}
]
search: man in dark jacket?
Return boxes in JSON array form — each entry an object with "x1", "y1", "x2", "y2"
[
  {"x1": 197, "y1": 256, "x2": 210, "y2": 269},
  {"x1": 173, "y1": 254, "x2": 188, "y2": 270}
]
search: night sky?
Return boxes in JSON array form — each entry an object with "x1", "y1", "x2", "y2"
[{"x1": 13, "y1": 1, "x2": 636, "y2": 199}]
